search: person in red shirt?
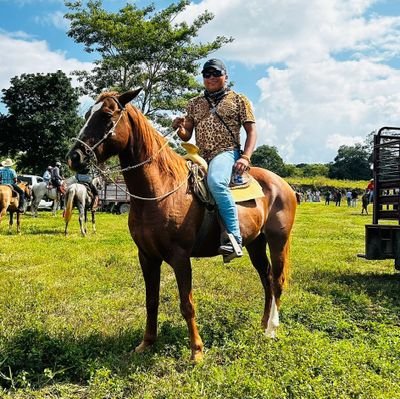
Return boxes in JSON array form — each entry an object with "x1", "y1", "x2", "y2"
[{"x1": 367, "y1": 179, "x2": 374, "y2": 203}]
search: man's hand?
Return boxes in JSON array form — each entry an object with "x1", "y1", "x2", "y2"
[
  {"x1": 172, "y1": 117, "x2": 185, "y2": 130},
  {"x1": 172, "y1": 116, "x2": 193, "y2": 141},
  {"x1": 234, "y1": 157, "x2": 250, "y2": 174}
]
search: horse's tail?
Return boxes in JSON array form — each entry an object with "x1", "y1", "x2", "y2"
[{"x1": 64, "y1": 187, "x2": 75, "y2": 222}]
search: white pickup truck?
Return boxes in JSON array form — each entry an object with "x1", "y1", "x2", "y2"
[{"x1": 18, "y1": 174, "x2": 53, "y2": 210}]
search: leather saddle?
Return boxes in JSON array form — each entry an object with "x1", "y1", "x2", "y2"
[{"x1": 182, "y1": 143, "x2": 264, "y2": 205}]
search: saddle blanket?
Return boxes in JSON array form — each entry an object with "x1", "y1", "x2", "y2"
[{"x1": 230, "y1": 178, "x2": 264, "y2": 202}]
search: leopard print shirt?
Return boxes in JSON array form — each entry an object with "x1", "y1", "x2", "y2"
[{"x1": 186, "y1": 90, "x2": 255, "y2": 162}]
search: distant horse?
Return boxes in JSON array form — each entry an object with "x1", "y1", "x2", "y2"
[
  {"x1": 31, "y1": 176, "x2": 76, "y2": 217},
  {"x1": 63, "y1": 182, "x2": 97, "y2": 236},
  {"x1": 0, "y1": 182, "x2": 31, "y2": 233},
  {"x1": 67, "y1": 90, "x2": 297, "y2": 361}
]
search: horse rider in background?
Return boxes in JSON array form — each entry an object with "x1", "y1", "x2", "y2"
[
  {"x1": 172, "y1": 58, "x2": 257, "y2": 260},
  {"x1": 43, "y1": 165, "x2": 52, "y2": 186},
  {"x1": 51, "y1": 162, "x2": 65, "y2": 194},
  {"x1": 75, "y1": 166, "x2": 99, "y2": 208},
  {"x1": 0, "y1": 158, "x2": 26, "y2": 213}
]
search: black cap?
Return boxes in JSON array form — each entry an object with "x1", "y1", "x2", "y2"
[{"x1": 201, "y1": 59, "x2": 227, "y2": 74}]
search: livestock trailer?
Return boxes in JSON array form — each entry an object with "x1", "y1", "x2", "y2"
[
  {"x1": 360, "y1": 126, "x2": 400, "y2": 270},
  {"x1": 98, "y1": 178, "x2": 131, "y2": 214}
]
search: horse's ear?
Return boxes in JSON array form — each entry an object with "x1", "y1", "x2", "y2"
[{"x1": 119, "y1": 88, "x2": 142, "y2": 107}]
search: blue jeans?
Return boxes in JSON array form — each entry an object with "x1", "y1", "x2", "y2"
[{"x1": 207, "y1": 149, "x2": 241, "y2": 245}]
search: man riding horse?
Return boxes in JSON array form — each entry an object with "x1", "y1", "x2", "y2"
[
  {"x1": 173, "y1": 59, "x2": 257, "y2": 261},
  {"x1": 0, "y1": 158, "x2": 25, "y2": 213},
  {"x1": 51, "y1": 161, "x2": 64, "y2": 193}
]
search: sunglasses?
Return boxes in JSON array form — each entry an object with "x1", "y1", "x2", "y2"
[{"x1": 202, "y1": 70, "x2": 224, "y2": 79}]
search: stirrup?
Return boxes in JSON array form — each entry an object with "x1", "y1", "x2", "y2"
[{"x1": 219, "y1": 233, "x2": 243, "y2": 263}]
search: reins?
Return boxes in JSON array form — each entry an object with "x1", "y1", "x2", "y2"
[
  {"x1": 73, "y1": 97, "x2": 188, "y2": 201},
  {"x1": 92, "y1": 162, "x2": 190, "y2": 201}
]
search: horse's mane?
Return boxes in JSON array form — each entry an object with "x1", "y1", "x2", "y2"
[
  {"x1": 97, "y1": 92, "x2": 187, "y2": 178},
  {"x1": 129, "y1": 106, "x2": 188, "y2": 178}
]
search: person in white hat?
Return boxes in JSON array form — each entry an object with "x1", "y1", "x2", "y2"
[{"x1": 0, "y1": 158, "x2": 26, "y2": 212}]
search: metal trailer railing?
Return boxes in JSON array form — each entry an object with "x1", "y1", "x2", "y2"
[
  {"x1": 362, "y1": 126, "x2": 400, "y2": 269},
  {"x1": 98, "y1": 178, "x2": 131, "y2": 214}
]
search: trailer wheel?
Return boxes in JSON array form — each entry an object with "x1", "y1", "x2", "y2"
[{"x1": 119, "y1": 203, "x2": 130, "y2": 214}]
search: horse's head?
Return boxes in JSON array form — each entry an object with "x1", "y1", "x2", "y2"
[
  {"x1": 67, "y1": 89, "x2": 142, "y2": 172},
  {"x1": 18, "y1": 182, "x2": 31, "y2": 200}
]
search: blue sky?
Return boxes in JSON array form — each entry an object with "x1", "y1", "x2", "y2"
[{"x1": 1, "y1": 0, "x2": 400, "y2": 163}]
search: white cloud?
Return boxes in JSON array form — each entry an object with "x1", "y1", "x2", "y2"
[
  {"x1": 0, "y1": 32, "x2": 92, "y2": 92},
  {"x1": 34, "y1": 11, "x2": 70, "y2": 30},
  {"x1": 326, "y1": 134, "x2": 364, "y2": 150},
  {"x1": 255, "y1": 59, "x2": 400, "y2": 163},
  {"x1": 181, "y1": 0, "x2": 400, "y2": 65},
  {"x1": 179, "y1": 0, "x2": 400, "y2": 162}
]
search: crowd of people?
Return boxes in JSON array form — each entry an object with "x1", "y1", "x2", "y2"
[{"x1": 295, "y1": 182, "x2": 374, "y2": 215}]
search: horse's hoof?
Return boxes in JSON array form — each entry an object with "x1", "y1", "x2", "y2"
[
  {"x1": 264, "y1": 327, "x2": 278, "y2": 339},
  {"x1": 190, "y1": 350, "x2": 204, "y2": 363},
  {"x1": 135, "y1": 341, "x2": 153, "y2": 353}
]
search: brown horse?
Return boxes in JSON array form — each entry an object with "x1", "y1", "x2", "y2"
[
  {"x1": 0, "y1": 182, "x2": 31, "y2": 234},
  {"x1": 67, "y1": 90, "x2": 297, "y2": 361}
]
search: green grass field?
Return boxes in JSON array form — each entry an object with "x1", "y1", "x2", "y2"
[{"x1": 0, "y1": 202, "x2": 399, "y2": 399}]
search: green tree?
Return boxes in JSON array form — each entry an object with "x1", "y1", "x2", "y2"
[
  {"x1": 251, "y1": 145, "x2": 287, "y2": 176},
  {"x1": 328, "y1": 143, "x2": 371, "y2": 180},
  {"x1": 0, "y1": 71, "x2": 82, "y2": 174},
  {"x1": 65, "y1": 0, "x2": 232, "y2": 124},
  {"x1": 296, "y1": 163, "x2": 329, "y2": 177}
]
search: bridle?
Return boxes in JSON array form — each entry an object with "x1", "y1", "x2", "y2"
[
  {"x1": 72, "y1": 96, "x2": 126, "y2": 165},
  {"x1": 71, "y1": 96, "x2": 187, "y2": 201}
]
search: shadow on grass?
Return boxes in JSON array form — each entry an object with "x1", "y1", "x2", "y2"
[
  {"x1": 304, "y1": 269, "x2": 400, "y2": 319},
  {"x1": 0, "y1": 322, "x2": 189, "y2": 390},
  {"x1": 24, "y1": 229, "x2": 63, "y2": 235}
]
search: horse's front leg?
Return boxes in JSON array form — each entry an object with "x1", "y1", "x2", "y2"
[
  {"x1": 16, "y1": 211, "x2": 21, "y2": 234},
  {"x1": 52, "y1": 198, "x2": 57, "y2": 216},
  {"x1": 30, "y1": 199, "x2": 37, "y2": 217},
  {"x1": 170, "y1": 255, "x2": 203, "y2": 362},
  {"x1": 8, "y1": 212, "x2": 14, "y2": 233},
  {"x1": 0, "y1": 207, "x2": 6, "y2": 228},
  {"x1": 135, "y1": 251, "x2": 162, "y2": 353}
]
